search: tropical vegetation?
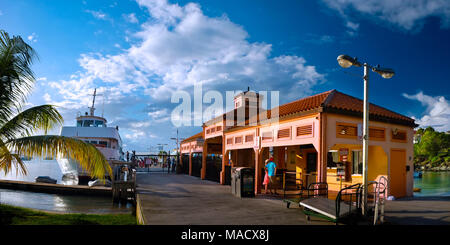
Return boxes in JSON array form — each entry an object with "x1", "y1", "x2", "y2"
[
  {"x1": 0, "y1": 29, "x2": 111, "y2": 179},
  {"x1": 414, "y1": 127, "x2": 450, "y2": 171}
]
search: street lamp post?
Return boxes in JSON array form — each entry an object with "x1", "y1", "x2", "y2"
[
  {"x1": 337, "y1": 55, "x2": 394, "y2": 216},
  {"x1": 170, "y1": 129, "x2": 185, "y2": 157},
  {"x1": 171, "y1": 129, "x2": 185, "y2": 171}
]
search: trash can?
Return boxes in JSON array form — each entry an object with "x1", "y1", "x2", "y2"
[{"x1": 232, "y1": 167, "x2": 255, "y2": 198}]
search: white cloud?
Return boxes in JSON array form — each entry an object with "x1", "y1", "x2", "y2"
[
  {"x1": 86, "y1": 10, "x2": 108, "y2": 20},
  {"x1": 147, "y1": 108, "x2": 170, "y2": 123},
  {"x1": 77, "y1": 0, "x2": 324, "y2": 103},
  {"x1": 124, "y1": 131, "x2": 145, "y2": 140},
  {"x1": 124, "y1": 13, "x2": 139, "y2": 23},
  {"x1": 43, "y1": 93, "x2": 52, "y2": 103},
  {"x1": 322, "y1": 0, "x2": 450, "y2": 32},
  {"x1": 45, "y1": 0, "x2": 326, "y2": 150},
  {"x1": 403, "y1": 91, "x2": 450, "y2": 132},
  {"x1": 27, "y1": 33, "x2": 37, "y2": 43}
]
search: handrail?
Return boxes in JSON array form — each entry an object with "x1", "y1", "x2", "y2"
[
  {"x1": 306, "y1": 182, "x2": 328, "y2": 198},
  {"x1": 335, "y1": 183, "x2": 362, "y2": 223}
]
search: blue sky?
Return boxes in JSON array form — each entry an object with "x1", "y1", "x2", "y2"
[{"x1": 1, "y1": 0, "x2": 449, "y2": 152}]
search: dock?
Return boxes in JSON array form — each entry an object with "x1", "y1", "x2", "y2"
[{"x1": 0, "y1": 179, "x2": 111, "y2": 196}]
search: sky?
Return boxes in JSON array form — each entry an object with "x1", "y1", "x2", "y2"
[{"x1": 1, "y1": 0, "x2": 449, "y2": 152}]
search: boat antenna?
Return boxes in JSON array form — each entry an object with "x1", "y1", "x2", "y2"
[{"x1": 89, "y1": 88, "x2": 103, "y2": 116}]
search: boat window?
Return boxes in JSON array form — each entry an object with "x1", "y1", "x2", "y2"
[
  {"x1": 98, "y1": 141, "x2": 108, "y2": 147},
  {"x1": 90, "y1": 140, "x2": 98, "y2": 144},
  {"x1": 95, "y1": 120, "x2": 104, "y2": 127},
  {"x1": 83, "y1": 120, "x2": 94, "y2": 127},
  {"x1": 44, "y1": 156, "x2": 54, "y2": 160},
  {"x1": 77, "y1": 120, "x2": 83, "y2": 127}
]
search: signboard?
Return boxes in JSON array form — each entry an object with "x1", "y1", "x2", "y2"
[
  {"x1": 253, "y1": 136, "x2": 260, "y2": 150},
  {"x1": 339, "y1": 148, "x2": 349, "y2": 162}
]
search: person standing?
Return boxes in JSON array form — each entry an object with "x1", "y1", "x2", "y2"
[
  {"x1": 171, "y1": 157, "x2": 176, "y2": 173},
  {"x1": 265, "y1": 157, "x2": 277, "y2": 195},
  {"x1": 167, "y1": 157, "x2": 171, "y2": 173},
  {"x1": 263, "y1": 159, "x2": 270, "y2": 194}
]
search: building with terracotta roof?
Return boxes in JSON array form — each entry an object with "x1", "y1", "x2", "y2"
[{"x1": 179, "y1": 89, "x2": 416, "y2": 198}]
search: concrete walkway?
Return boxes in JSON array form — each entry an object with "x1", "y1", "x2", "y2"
[
  {"x1": 136, "y1": 172, "x2": 450, "y2": 225},
  {"x1": 136, "y1": 172, "x2": 330, "y2": 225},
  {"x1": 383, "y1": 196, "x2": 450, "y2": 225}
]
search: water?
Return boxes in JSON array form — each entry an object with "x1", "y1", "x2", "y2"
[
  {"x1": 413, "y1": 171, "x2": 450, "y2": 197},
  {"x1": 0, "y1": 188, "x2": 132, "y2": 214},
  {"x1": 0, "y1": 158, "x2": 132, "y2": 214},
  {"x1": 0, "y1": 158, "x2": 64, "y2": 183}
]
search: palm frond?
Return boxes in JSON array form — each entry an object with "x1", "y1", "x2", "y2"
[
  {"x1": 9, "y1": 136, "x2": 112, "y2": 179},
  {"x1": 0, "y1": 105, "x2": 63, "y2": 142},
  {"x1": 0, "y1": 29, "x2": 38, "y2": 121},
  {"x1": 0, "y1": 139, "x2": 27, "y2": 176}
]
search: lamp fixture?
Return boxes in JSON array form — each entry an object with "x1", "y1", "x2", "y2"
[
  {"x1": 372, "y1": 65, "x2": 395, "y2": 79},
  {"x1": 337, "y1": 54, "x2": 362, "y2": 68}
]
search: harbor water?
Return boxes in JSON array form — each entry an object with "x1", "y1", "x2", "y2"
[
  {"x1": 413, "y1": 171, "x2": 450, "y2": 197},
  {"x1": 0, "y1": 158, "x2": 133, "y2": 213}
]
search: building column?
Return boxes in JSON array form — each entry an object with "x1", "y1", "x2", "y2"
[
  {"x1": 318, "y1": 113, "x2": 328, "y2": 183},
  {"x1": 189, "y1": 152, "x2": 192, "y2": 176},
  {"x1": 232, "y1": 150, "x2": 237, "y2": 167},
  {"x1": 220, "y1": 150, "x2": 229, "y2": 185},
  {"x1": 201, "y1": 141, "x2": 208, "y2": 180},
  {"x1": 254, "y1": 148, "x2": 262, "y2": 195}
]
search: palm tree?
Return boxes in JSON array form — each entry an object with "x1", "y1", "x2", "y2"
[{"x1": 0, "y1": 30, "x2": 111, "y2": 179}]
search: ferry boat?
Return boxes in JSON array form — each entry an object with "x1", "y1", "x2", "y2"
[{"x1": 57, "y1": 89, "x2": 124, "y2": 184}]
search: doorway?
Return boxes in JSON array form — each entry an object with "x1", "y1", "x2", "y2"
[
  {"x1": 390, "y1": 149, "x2": 407, "y2": 198},
  {"x1": 306, "y1": 153, "x2": 317, "y2": 174}
]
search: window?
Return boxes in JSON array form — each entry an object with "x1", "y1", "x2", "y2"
[
  {"x1": 227, "y1": 138, "x2": 233, "y2": 145},
  {"x1": 352, "y1": 151, "x2": 363, "y2": 175},
  {"x1": 245, "y1": 134, "x2": 254, "y2": 143},
  {"x1": 327, "y1": 151, "x2": 339, "y2": 168},
  {"x1": 277, "y1": 128, "x2": 291, "y2": 139},
  {"x1": 262, "y1": 131, "x2": 273, "y2": 141},
  {"x1": 336, "y1": 122, "x2": 358, "y2": 139},
  {"x1": 211, "y1": 127, "x2": 216, "y2": 133},
  {"x1": 297, "y1": 125, "x2": 313, "y2": 137},
  {"x1": 90, "y1": 140, "x2": 98, "y2": 144},
  {"x1": 391, "y1": 129, "x2": 407, "y2": 142},
  {"x1": 235, "y1": 136, "x2": 242, "y2": 144},
  {"x1": 77, "y1": 120, "x2": 83, "y2": 127},
  {"x1": 95, "y1": 120, "x2": 104, "y2": 127},
  {"x1": 98, "y1": 141, "x2": 108, "y2": 147},
  {"x1": 369, "y1": 127, "x2": 385, "y2": 141},
  {"x1": 216, "y1": 126, "x2": 222, "y2": 132},
  {"x1": 83, "y1": 120, "x2": 94, "y2": 127},
  {"x1": 206, "y1": 129, "x2": 211, "y2": 134}
]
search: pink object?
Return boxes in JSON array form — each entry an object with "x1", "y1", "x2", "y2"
[{"x1": 263, "y1": 171, "x2": 269, "y2": 185}]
